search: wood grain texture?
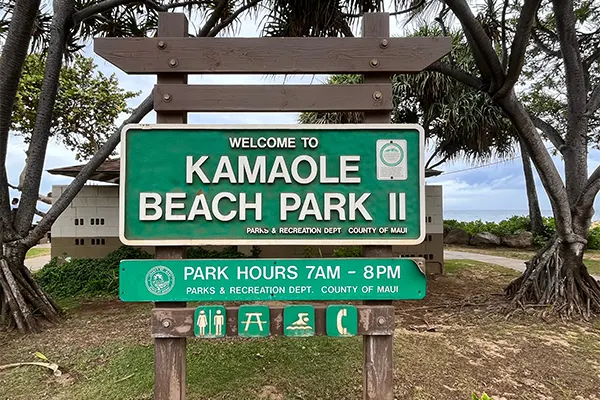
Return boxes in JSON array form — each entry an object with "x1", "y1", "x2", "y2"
[
  {"x1": 154, "y1": 12, "x2": 188, "y2": 400},
  {"x1": 362, "y1": 12, "x2": 395, "y2": 400},
  {"x1": 154, "y1": 84, "x2": 393, "y2": 112},
  {"x1": 151, "y1": 306, "x2": 395, "y2": 338},
  {"x1": 94, "y1": 36, "x2": 451, "y2": 74}
]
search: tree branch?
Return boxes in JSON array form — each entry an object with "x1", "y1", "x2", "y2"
[
  {"x1": 531, "y1": 30, "x2": 562, "y2": 57},
  {"x1": 576, "y1": 164, "x2": 600, "y2": 212},
  {"x1": 494, "y1": 0, "x2": 541, "y2": 100},
  {"x1": 427, "y1": 61, "x2": 488, "y2": 91},
  {"x1": 8, "y1": 183, "x2": 52, "y2": 205},
  {"x1": 21, "y1": 92, "x2": 154, "y2": 248},
  {"x1": 73, "y1": 0, "x2": 138, "y2": 23},
  {"x1": 208, "y1": 0, "x2": 262, "y2": 37},
  {"x1": 14, "y1": 0, "x2": 74, "y2": 236},
  {"x1": 0, "y1": 0, "x2": 40, "y2": 238},
  {"x1": 586, "y1": 84, "x2": 600, "y2": 117},
  {"x1": 444, "y1": 0, "x2": 505, "y2": 90},
  {"x1": 197, "y1": 0, "x2": 228, "y2": 37},
  {"x1": 527, "y1": 112, "x2": 565, "y2": 152},
  {"x1": 501, "y1": 0, "x2": 509, "y2": 71},
  {"x1": 584, "y1": 47, "x2": 600, "y2": 70},
  {"x1": 428, "y1": 156, "x2": 448, "y2": 170}
]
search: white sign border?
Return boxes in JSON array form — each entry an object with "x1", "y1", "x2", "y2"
[{"x1": 119, "y1": 123, "x2": 426, "y2": 246}]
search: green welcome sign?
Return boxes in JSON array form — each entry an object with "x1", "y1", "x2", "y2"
[{"x1": 119, "y1": 124, "x2": 425, "y2": 246}]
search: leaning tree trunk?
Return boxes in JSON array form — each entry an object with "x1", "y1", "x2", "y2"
[
  {"x1": 519, "y1": 139, "x2": 544, "y2": 235},
  {"x1": 0, "y1": 243, "x2": 60, "y2": 332}
]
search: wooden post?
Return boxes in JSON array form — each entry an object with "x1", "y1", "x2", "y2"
[
  {"x1": 362, "y1": 12, "x2": 394, "y2": 400},
  {"x1": 154, "y1": 12, "x2": 188, "y2": 400}
]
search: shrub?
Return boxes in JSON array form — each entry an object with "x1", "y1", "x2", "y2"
[
  {"x1": 588, "y1": 226, "x2": 600, "y2": 250},
  {"x1": 36, "y1": 245, "x2": 251, "y2": 299},
  {"x1": 185, "y1": 245, "x2": 246, "y2": 259},
  {"x1": 35, "y1": 246, "x2": 153, "y2": 298},
  {"x1": 332, "y1": 246, "x2": 362, "y2": 258},
  {"x1": 443, "y1": 215, "x2": 531, "y2": 237}
]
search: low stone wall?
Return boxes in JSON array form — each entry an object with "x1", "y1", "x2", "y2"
[{"x1": 444, "y1": 228, "x2": 533, "y2": 249}]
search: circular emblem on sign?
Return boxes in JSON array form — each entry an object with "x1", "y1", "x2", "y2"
[
  {"x1": 145, "y1": 265, "x2": 175, "y2": 296},
  {"x1": 379, "y1": 142, "x2": 404, "y2": 167}
]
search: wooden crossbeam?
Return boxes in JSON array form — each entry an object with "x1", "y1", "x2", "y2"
[
  {"x1": 152, "y1": 305, "x2": 395, "y2": 338},
  {"x1": 94, "y1": 37, "x2": 451, "y2": 74},
  {"x1": 154, "y1": 84, "x2": 393, "y2": 112}
]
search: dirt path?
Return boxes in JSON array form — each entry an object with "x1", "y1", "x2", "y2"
[{"x1": 445, "y1": 249, "x2": 600, "y2": 280}]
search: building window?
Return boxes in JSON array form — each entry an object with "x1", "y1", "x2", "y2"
[
  {"x1": 75, "y1": 239, "x2": 78, "y2": 245},
  {"x1": 101, "y1": 238, "x2": 105, "y2": 245},
  {"x1": 91, "y1": 218, "x2": 94, "y2": 225},
  {"x1": 75, "y1": 238, "x2": 85, "y2": 246},
  {"x1": 101, "y1": 218, "x2": 105, "y2": 225},
  {"x1": 91, "y1": 239, "x2": 95, "y2": 245},
  {"x1": 75, "y1": 219, "x2": 79, "y2": 226},
  {"x1": 75, "y1": 218, "x2": 84, "y2": 225}
]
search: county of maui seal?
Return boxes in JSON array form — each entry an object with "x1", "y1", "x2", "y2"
[
  {"x1": 145, "y1": 265, "x2": 175, "y2": 296},
  {"x1": 379, "y1": 142, "x2": 404, "y2": 167}
]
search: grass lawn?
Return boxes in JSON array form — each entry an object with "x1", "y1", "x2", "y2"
[
  {"x1": 447, "y1": 245, "x2": 600, "y2": 276},
  {"x1": 1, "y1": 261, "x2": 600, "y2": 400},
  {"x1": 25, "y1": 247, "x2": 51, "y2": 259}
]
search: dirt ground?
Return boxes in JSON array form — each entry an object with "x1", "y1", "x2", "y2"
[{"x1": 1, "y1": 261, "x2": 600, "y2": 400}]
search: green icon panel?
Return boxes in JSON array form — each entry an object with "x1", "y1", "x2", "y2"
[
  {"x1": 284, "y1": 305, "x2": 315, "y2": 337},
  {"x1": 238, "y1": 305, "x2": 270, "y2": 337},
  {"x1": 326, "y1": 305, "x2": 358, "y2": 337},
  {"x1": 194, "y1": 306, "x2": 226, "y2": 338}
]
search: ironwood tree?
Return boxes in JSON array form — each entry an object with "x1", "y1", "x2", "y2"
[{"x1": 0, "y1": 0, "x2": 407, "y2": 333}]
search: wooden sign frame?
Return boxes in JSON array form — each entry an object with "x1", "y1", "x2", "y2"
[{"x1": 96, "y1": 11, "x2": 451, "y2": 400}]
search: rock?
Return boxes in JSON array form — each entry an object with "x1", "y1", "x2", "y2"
[
  {"x1": 444, "y1": 228, "x2": 471, "y2": 245},
  {"x1": 471, "y1": 232, "x2": 501, "y2": 247},
  {"x1": 502, "y1": 231, "x2": 533, "y2": 248}
]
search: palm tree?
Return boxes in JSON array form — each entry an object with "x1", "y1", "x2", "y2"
[{"x1": 300, "y1": 25, "x2": 517, "y2": 172}]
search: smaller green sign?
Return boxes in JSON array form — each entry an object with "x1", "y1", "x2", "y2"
[
  {"x1": 284, "y1": 305, "x2": 315, "y2": 337},
  {"x1": 238, "y1": 305, "x2": 270, "y2": 337},
  {"x1": 194, "y1": 306, "x2": 226, "y2": 338},
  {"x1": 326, "y1": 305, "x2": 358, "y2": 337}
]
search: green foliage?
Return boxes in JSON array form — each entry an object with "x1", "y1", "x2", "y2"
[
  {"x1": 445, "y1": 215, "x2": 560, "y2": 247},
  {"x1": 12, "y1": 53, "x2": 139, "y2": 160},
  {"x1": 184, "y1": 246, "x2": 247, "y2": 259},
  {"x1": 472, "y1": 393, "x2": 494, "y2": 400},
  {"x1": 587, "y1": 227, "x2": 600, "y2": 250},
  {"x1": 35, "y1": 245, "x2": 252, "y2": 299},
  {"x1": 332, "y1": 246, "x2": 362, "y2": 258},
  {"x1": 444, "y1": 215, "x2": 530, "y2": 237},
  {"x1": 35, "y1": 246, "x2": 152, "y2": 299},
  {"x1": 299, "y1": 26, "x2": 517, "y2": 167}
]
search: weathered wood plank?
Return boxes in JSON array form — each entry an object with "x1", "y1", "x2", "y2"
[
  {"x1": 154, "y1": 84, "x2": 393, "y2": 112},
  {"x1": 151, "y1": 306, "x2": 395, "y2": 338},
  {"x1": 362, "y1": 12, "x2": 395, "y2": 400},
  {"x1": 94, "y1": 36, "x2": 451, "y2": 74},
  {"x1": 154, "y1": 12, "x2": 188, "y2": 400}
]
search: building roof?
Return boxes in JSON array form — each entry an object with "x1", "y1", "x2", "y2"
[{"x1": 48, "y1": 158, "x2": 443, "y2": 184}]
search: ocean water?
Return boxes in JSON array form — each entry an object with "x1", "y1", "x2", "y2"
[{"x1": 443, "y1": 209, "x2": 594, "y2": 223}]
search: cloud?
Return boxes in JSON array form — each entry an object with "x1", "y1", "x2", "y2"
[{"x1": 8, "y1": 11, "x2": 600, "y2": 223}]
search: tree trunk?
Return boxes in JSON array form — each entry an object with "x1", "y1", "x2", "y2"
[
  {"x1": 519, "y1": 139, "x2": 544, "y2": 235},
  {"x1": 505, "y1": 227, "x2": 600, "y2": 317},
  {"x1": 0, "y1": 243, "x2": 60, "y2": 333}
]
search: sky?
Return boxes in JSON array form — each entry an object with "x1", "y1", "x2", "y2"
[{"x1": 6, "y1": 9, "x2": 600, "y2": 221}]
